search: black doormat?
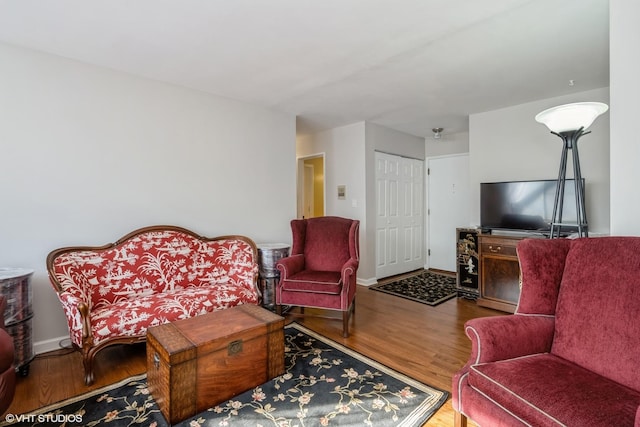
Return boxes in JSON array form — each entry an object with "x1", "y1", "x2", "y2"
[{"x1": 370, "y1": 270, "x2": 457, "y2": 306}]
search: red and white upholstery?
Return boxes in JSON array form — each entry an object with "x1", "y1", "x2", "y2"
[
  {"x1": 453, "y1": 237, "x2": 640, "y2": 427},
  {"x1": 47, "y1": 225, "x2": 259, "y2": 385}
]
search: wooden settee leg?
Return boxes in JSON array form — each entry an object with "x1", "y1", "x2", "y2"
[{"x1": 82, "y1": 353, "x2": 95, "y2": 386}]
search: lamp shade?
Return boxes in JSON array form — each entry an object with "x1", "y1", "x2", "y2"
[{"x1": 535, "y1": 102, "x2": 608, "y2": 133}]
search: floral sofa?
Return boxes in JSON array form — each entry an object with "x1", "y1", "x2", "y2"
[
  {"x1": 47, "y1": 225, "x2": 260, "y2": 385},
  {"x1": 453, "y1": 237, "x2": 640, "y2": 427}
]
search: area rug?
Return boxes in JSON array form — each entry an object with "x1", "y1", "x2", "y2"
[
  {"x1": 370, "y1": 270, "x2": 457, "y2": 306},
  {"x1": 6, "y1": 323, "x2": 448, "y2": 427}
]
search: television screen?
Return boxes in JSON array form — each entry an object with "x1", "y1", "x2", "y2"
[{"x1": 480, "y1": 179, "x2": 584, "y2": 235}]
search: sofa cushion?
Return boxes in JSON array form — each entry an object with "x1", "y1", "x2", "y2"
[
  {"x1": 89, "y1": 285, "x2": 258, "y2": 346},
  {"x1": 469, "y1": 353, "x2": 640, "y2": 427},
  {"x1": 552, "y1": 237, "x2": 640, "y2": 392}
]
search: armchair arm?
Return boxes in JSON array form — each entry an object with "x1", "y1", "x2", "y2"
[
  {"x1": 453, "y1": 314, "x2": 555, "y2": 416},
  {"x1": 339, "y1": 258, "x2": 359, "y2": 310},
  {"x1": 276, "y1": 254, "x2": 305, "y2": 279},
  {"x1": 465, "y1": 314, "x2": 555, "y2": 365},
  {"x1": 341, "y1": 257, "x2": 359, "y2": 286}
]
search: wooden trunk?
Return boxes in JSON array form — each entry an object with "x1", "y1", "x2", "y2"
[{"x1": 146, "y1": 304, "x2": 285, "y2": 424}]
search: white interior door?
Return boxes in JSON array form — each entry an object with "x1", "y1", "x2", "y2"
[
  {"x1": 376, "y1": 152, "x2": 424, "y2": 279},
  {"x1": 427, "y1": 154, "x2": 470, "y2": 272}
]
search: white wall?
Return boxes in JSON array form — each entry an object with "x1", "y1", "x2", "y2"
[
  {"x1": 296, "y1": 122, "x2": 368, "y2": 276},
  {"x1": 610, "y1": 0, "x2": 640, "y2": 235},
  {"x1": 426, "y1": 131, "x2": 469, "y2": 157},
  {"x1": 297, "y1": 121, "x2": 424, "y2": 283},
  {"x1": 0, "y1": 43, "x2": 296, "y2": 352},
  {"x1": 469, "y1": 87, "x2": 610, "y2": 234},
  {"x1": 364, "y1": 122, "x2": 425, "y2": 282},
  {"x1": 297, "y1": 122, "x2": 366, "y2": 219}
]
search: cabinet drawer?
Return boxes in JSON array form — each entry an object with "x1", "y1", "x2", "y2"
[{"x1": 480, "y1": 243, "x2": 517, "y2": 257}]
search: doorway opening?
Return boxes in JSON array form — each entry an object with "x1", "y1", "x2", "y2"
[{"x1": 297, "y1": 154, "x2": 325, "y2": 219}]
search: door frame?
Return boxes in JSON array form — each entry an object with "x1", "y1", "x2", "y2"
[{"x1": 297, "y1": 153, "x2": 325, "y2": 219}]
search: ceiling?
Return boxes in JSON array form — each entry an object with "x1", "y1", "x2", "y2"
[{"x1": 0, "y1": 0, "x2": 609, "y2": 138}]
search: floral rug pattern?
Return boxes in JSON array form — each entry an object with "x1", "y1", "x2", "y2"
[
  {"x1": 7, "y1": 324, "x2": 447, "y2": 427},
  {"x1": 370, "y1": 271, "x2": 457, "y2": 306}
]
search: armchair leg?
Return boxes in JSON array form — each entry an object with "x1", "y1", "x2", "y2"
[
  {"x1": 454, "y1": 410, "x2": 467, "y2": 427},
  {"x1": 341, "y1": 299, "x2": 356, "y2": 338},
  {"x1": 276, "y1": 305, "x2": 282, "y2": 315},
  {"x1": 342, "y1": 311, "x2": 349, "y2": 337}
]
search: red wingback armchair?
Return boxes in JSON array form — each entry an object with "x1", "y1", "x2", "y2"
[
  {"x1": 275, "y1": 216, "x2": 360, "y2": 337},
  {"x1": 453, "y1": 237, "x2": 640, "y2": 427},
  {"x1": 0, "y1": 296, "x2": 16, "y2": 415}
]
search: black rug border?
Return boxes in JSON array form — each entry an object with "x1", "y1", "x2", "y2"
[
  {"x1": 289, "y1": 323, "x2": 450, "y2": 427},
  {"x1": 12, "y1": 323, "x2": 449, "y2": 427},
  {"x1": 370, "y1": 270, "x2": 458, "y2": 306}
]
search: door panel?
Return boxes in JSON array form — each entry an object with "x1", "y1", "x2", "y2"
[
  {"x1": 376, "y1": 152, "x2": 425, "y2": 279},
  {"x1": 427, "y1": 154, "x2": 470, "y2": 272}
]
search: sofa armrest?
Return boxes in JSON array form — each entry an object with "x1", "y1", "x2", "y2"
[
  {"x1": 276, "y1": 254, "x2": 305, "y2": 279},
  {"x1": 56, "y1": 292, "x2": 92, "y2": 348},
  {"x1": 465, "y1": 314, "x2": 555, "y2": 365}
]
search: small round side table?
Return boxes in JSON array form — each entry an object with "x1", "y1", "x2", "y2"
[{"x1": 256, "y1": 243, "x2": 290, "y2": 311}]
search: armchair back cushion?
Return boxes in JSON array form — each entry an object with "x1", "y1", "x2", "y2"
[
  {"x1": 550, "y1": 238, "x2": 640, "y2": 391},
  {"x1": 292, "y1": 216, "x2": 359, "y2": 272},
  {"x1": 516, "y1": 238, "x2": 571, "y2": 315}
]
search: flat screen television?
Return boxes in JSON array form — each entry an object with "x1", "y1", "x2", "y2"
[{"x1": 480, "y1": 179, "x2": 584, "y2": 236}]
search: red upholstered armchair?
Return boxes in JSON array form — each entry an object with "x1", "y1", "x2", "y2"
[
  {"x1": 0, "y1": 296, "x2": 16, "y2": 415},
  {"x1": 275, "y1": 216, "x2": 359, "y2": 337},
  {"x1": 453, "y1": 237, "x2": 640, "y2": 427}
]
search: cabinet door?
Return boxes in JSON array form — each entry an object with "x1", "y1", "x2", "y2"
[
  {"x1": 456, "y1": 228, "x2": 479, "y2": 299},
  {"x1": 477, "y1": 235, "x2": 521, "y2": 313},
  {"x1": 481, "y1": 256, "x2": 520, "y2": 303}
]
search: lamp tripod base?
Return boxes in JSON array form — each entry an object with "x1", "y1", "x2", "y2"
[{"x1": 549, "y1": 129, "x2": 589, "y2": 239}]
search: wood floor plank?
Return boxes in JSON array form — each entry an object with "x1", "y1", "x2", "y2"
[{"x1": 7, "y1": 282, "x2": 503, "y2": 426}]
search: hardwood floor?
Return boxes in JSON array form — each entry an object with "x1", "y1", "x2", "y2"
[{"x1": 8, "y1": 281, "x2": 503, "y2": 426}]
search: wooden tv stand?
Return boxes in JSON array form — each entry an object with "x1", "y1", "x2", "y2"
[{"x1": 476, "y1": 234, "x2": 525, "y2": 313}]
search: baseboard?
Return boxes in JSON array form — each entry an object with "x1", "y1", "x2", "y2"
[
  {"x1": 357, "y1": 277, "x2": 378, "y2": 286},
  {"x1": 34, "y1": 336, "x2": 72, "y2": 355}
]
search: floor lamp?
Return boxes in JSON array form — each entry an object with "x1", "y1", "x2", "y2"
[{"x1": 535, "y1": 102, "x2": 608, "y2": 239}]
